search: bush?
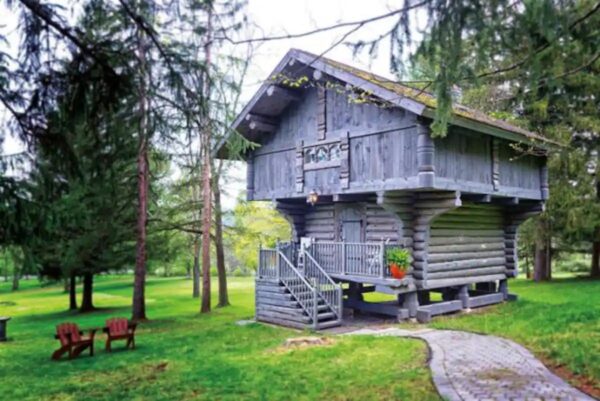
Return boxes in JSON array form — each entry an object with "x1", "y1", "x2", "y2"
[
  {"x1": 231, "y1": 268, "x2": 252, "y2": 277},
  {"x1": 555, "y1": 254, "x2": 591, "y2": 273}
]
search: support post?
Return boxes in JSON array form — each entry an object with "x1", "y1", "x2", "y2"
[
  {"x1": 416, "y1": 120, "x2": 435, "y2": 187},
  {"x1": 275, "y1": 240, "x2": 281, "y2": 281},
  {"x1": 498, "y1": 279, "x2": 508, "y2": 300},
  {"x1": 341, "y1": 243, "x2": 346, "y2": 275},
  {"x1": 379, "y1": 241, "x2": 385, "y2": 278},
  {"x1": 403, "y1": 292, "x2": 418, "y2": 318},
  {"x1": 458, "y1": 285, "x2": 470, "y2": 309},
  {"x1": 339, "y1": 132, "x2": 350, "y2": 188},
  {"x1": 295, "y1": 140, "x2": 304, "y2": 193},
  {"x1": 246, "y1": 155, "x2": 255, "y2": 201},
  {"x1": 312, "y1": 288, "x2": 319, "y2": 330}
]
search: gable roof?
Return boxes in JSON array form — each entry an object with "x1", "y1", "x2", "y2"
[{"x1": 220, "y1": 48, "x2": 555, "y2": 158}]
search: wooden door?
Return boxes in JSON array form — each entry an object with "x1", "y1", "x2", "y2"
[
  {"x1": 339, "y1": 206, "x2": 364, "y2": 242},
  {"x1": 338, "y1": 205, "x2": 364, "y2": 275}
]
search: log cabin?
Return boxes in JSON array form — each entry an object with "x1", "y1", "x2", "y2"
[{"x1": 218, "y1": 49, "x2": 552, "y2": 329}]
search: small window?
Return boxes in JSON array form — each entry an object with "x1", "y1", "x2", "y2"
[
  {"x1": 329, "y1": 144, "x2": 341, "y2": 160},
  {"x1": 316, "y1": 146, "x2": 329, "y2": 162},
  {"x1": 304, "y1": 149, "x2": 315, "y2": 163}
]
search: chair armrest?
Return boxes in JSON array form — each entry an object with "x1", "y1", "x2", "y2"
[
  {"x1": 88, "y1": 329, "x2": 97, "y2": 340},
  {"x1": 54, "y1": 334, "x2": 73, "y2": 346}
]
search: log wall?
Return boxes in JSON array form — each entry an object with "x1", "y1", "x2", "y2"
[{"x1": 424, "y1": 203, "x2": 507, "y2": 289}]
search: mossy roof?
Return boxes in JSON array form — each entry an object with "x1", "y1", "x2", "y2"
[{"x1": 298, "y1": 49, "x2": 552, "y2": 145}]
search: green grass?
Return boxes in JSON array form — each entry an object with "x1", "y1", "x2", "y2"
[
  {"x1": 431, "y1": 277, "x2": 600, "y2": 388},
  {"x1": 0, "y1": 276, "x2": 439, "y2": 401}
]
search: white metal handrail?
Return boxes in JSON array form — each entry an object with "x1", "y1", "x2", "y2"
[{"x1": 303, "y1": 251, "x2": 342, "y2": 320}]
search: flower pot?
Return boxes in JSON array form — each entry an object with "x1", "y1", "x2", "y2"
[{"x1": 389, "y1": 263, "x2": 406, "y2": 279}]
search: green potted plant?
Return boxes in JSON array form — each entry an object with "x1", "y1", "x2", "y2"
[{"x1": 386, "y1": 248, "x2": 411, "y2": 279}]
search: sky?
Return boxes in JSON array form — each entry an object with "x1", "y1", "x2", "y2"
[{"x1": 1, "y1": 0, "x2": 412, "y2": 210}]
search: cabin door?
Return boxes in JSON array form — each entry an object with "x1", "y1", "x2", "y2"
[
  {"x1": 339, "y1": 206, "x2": 364, "y2": 243},
  {"x1": 338, "y1": 206, "x2": 365, "y2": 275}
]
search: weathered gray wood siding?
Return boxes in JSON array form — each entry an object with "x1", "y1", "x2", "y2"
[
  {"x1": 303, "y1": 201, "x2": 407, "y2": 244},
  {"x1": 249, "y1": 86, "x2": 418, "y2": 200},
  {"x1": 434, "y1": 127, "x2": 543, "y2": 198},
  {"x1": 349, "y1": 126, "x2": 419, "y2": 186},
  {"x1": 424, "y1": 204, "x2": 507, "y2": 289},
  {"x1": 498, "y1": 142, "x2": 542, "y2": 190},
  {"x1": 305, "y1": 204, "x2": 336, "y2": 241},
  {"x1": 434, "y1": 130, "x2": 493, "y2": 186}
]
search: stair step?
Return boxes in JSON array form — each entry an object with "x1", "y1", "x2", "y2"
[
  {"x1": 257, "y1": 304, "x2": 303, "y2": 315},
  {"x1": 316, "y1": 319, "x2": 342, "y2": 330},
  {"x1": 256, "y1": 308, "x2": 312, "y2": 324},
  {"x1": 256, "y1": 298, "x2": 299, "y2": 308},
  {"x1": 257, "y1": 315, "x2": 311, "y2": 330},
  {"x1": 256, "y1": 278, "x2": 280, "y2": 285},
  {"x1": 256, "y1": 292, "x2": 294, "y2": 301},
  {"x1": 317, "y1": 312, "x2": 336, "y2": 321},
  {"x1": 256, "y1": 285, "x2": 288, "y2": 294}
]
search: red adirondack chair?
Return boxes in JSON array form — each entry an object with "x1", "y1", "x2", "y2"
[
  {"x1": 104, "y1": 318, "x2": 137, "y2": 352},
  {"x1": 52, "y1": 323, "x2": 96, "y2": 360}
]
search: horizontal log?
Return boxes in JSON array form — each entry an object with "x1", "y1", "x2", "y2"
[
  {"x1": 415, "y1": 266, "x2": 506, "y2": 280},
  {"x1": 367, "y1": 216, "x2": 400, "y2": 224},
  {"x1": 428, "y1": 250, "x2": 505, "y2": 263},
  {"x1": 468, "y1": 293, "x2": 504, "y2": 308},
  {"x1": 431, "y1": 229, "x2": 504, "y2": 237},
  {"x1": 266, "y1": 85, "x2": 300, "y2": 102},
  {"x1": 425, "y1": 274, "x2": 506, "y2": 289},
  {"x1": 428, "y1": 242, "x2": 504, "y2": 254},
  {"x1": 434, "y1": 213, "x2": 503, "y2": 222},
  {"x1": 306, "y1": 211, "x2": 334, "y2": 219},
  {"x1": 305, "y1": 225, "x2": 335, "y2": 233},
  {"x1": 427, "y1": 257, "x2": 506, "y2": 272},
  {"x1": 430, "y1": 236, "x2": 505, "y2": 246},
  {"x1": 256, "y1": 315, "x2": 309, "y2": 330},
  {"x1": 256, "y1": 310, "x2": 310, "y2": 324},
  {"x1": 431, "y1": 222, "x2": 503, "y2": 230}
]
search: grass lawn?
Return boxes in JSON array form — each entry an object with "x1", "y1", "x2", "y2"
[
  {"x1": 430, "y1": 276, "x2": 600, "y2": 394},
  {"x1": 0, "y1": 276, "x2": 440, "y2": 401}
]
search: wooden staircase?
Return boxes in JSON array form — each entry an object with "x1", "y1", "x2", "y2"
[{"x1": 255, "y1": 278, "x2": 341, "y2": 330}]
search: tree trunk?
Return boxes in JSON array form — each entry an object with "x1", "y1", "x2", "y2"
[
  {"x1": 591, "y1": 239, "x2": 600, "y2": 278},
  {"x1": 533, "y1": 218, "x2": 552, "y2": 282},
  {"x1": 69, "y1": 274, "x2": 78, "y2": 310},
  {"x1": 132, "y1": 21, "x2": 149, "y2": 322},
  {"x1": 80, "y1": 273, "x2": 94, "y2": 312},
  {"x1": 200, "y1": 144, "x2": 212, "y2": 313},
  {"x1": 193, "y1": 236, "x2": 200, "y2": 298},
  {"x1": 213, "y1": 163, "x2": 229, "y2": 307},
  {"x1": 200, "y1": 7, "x2": 213, "y2": 314},
  {"x1": 11, "y1": 263, "x2": 19, "y2": 291},
  {"x1": 593, "y1": 173, "x2": 600, "y2": 278},
  {"x1": 3, "y1": 250, "x2": 8, "y2": 282}
]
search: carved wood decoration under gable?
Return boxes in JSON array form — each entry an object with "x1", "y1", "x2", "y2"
[{"x1": 317, "y1": 86, "x2": 327, "y2": 140}]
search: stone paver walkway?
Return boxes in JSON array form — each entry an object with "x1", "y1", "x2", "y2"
[{"x1": 347, "y1": 328, "x2": 595, "y2": 401}]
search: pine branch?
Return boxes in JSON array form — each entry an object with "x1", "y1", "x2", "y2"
[
  {"x1": 216, "y1": 0, "x2": 431, "y2": 45},
  {"x1": 17, "y1": 0, "x2": 119, "y2": 77}
]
